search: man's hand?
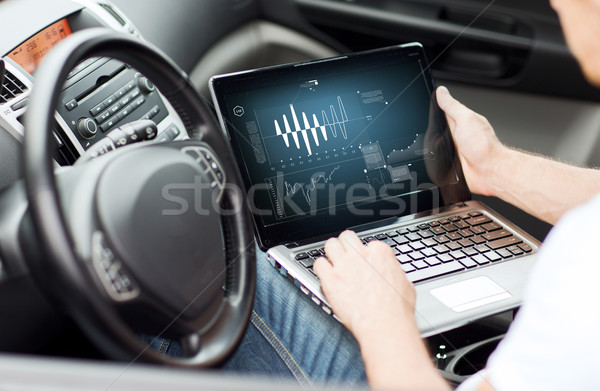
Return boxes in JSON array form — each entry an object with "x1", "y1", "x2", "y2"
[
  {"x1": 436, "y1": 86, "x2": 506, "y2": 196},
  {"x1": 314, "y1": 231, "x2": 450, "y2": 390},
  {"x1": 313, "y1": 230, "x2": 415, "y2": 340},
  {"x1": 436, "y1": 86, "x2": 600, "y2": 224}
]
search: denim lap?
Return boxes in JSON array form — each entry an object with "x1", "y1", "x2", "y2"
[{"x1": 221, "y1": 247, "x2": 367, "y2": 387}]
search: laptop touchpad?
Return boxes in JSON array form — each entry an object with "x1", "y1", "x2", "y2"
[{"x1": 430, "y1": 276, "x2": 512, "y2": 313}]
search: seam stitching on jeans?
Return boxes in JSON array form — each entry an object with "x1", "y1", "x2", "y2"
[
  {"x1": 251, "y1": 310, "x2": 311, "y2": 386},
  {"x1": 158, "y1": 338, "x2": 167, "y2": 354}
]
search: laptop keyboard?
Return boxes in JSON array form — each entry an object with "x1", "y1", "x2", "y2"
[{"x1": 293, "y1": 211, "x2": 533, "y2": 284}]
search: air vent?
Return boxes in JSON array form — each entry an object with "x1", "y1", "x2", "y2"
[
  {"x1": 0, "y1": 69, "x2": 28, "y2": 104},
  {"x1": 99, "y1": 3, "x2": 127, "y2": 26}
]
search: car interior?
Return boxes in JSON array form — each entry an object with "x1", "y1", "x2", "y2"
[{"x1": 1, "y1": 0, "x2": 599, "y2": 389}]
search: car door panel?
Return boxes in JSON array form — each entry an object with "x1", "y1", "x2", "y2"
[{"x1": 292, "y1": 0, "x2": 600, "y2": 102}]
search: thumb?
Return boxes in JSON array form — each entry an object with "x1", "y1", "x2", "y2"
[
  {"x1": 436, "y1": 86, "x2": 471, "y2": 123},
  {"x1": 313, "y1": 256, "x2": 333, "y2": 282}
]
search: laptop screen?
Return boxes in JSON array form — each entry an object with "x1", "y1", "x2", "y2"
[{"x1": 211, "y1": 44, "x2": 470, "y2": 249}]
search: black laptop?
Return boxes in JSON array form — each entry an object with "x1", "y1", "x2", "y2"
[{"x1": 209, "y1": 43, "x2": 540, "y2": 336}]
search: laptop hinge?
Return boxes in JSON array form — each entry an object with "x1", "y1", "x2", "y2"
[{"x1": 282, "y1": 203, "x2": 470, "y2": 249}]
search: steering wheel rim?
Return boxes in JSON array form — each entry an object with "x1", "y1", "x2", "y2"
[{"x1": 23, "y1": 28, "x2": 255, "y2": 366}]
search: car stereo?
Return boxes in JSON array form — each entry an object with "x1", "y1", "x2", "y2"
[{"x1": 55, "y1": 57, "x2": 170, "y2": 149}]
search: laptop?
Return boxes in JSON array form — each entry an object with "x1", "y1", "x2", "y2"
[{"x1": 209, "y1": 43, "x2": 540, "y2": 337}]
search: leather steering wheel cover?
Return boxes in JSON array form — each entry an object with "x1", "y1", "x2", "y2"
[{"x1": 23, "y1": 28, "x2": 255, "y2": 366}]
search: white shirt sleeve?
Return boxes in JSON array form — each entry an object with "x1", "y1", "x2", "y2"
[
  {"x1": 460, "y1": 194, "x2": 600, "y2": 391},
  {"x1": 455, "y1": 369, "x2": 488, "y2": 391}
]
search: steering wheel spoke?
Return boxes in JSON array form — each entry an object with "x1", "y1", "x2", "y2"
[
  {"x1": 178, "y1": 332, "x2": 203, "y2": 358},
  {"x1": 90, "y1": 231, "x2": 141, "y2": 303},
  {"x1": 179, "y1": 144, "x2": 227, "y2": 203}
]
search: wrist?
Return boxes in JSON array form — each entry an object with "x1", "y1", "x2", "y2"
[
  {"x1": 351, "y1": 307, "x2": 415, "y2": 346},
  {"x1": 483, "y1": 144, "x2": 513, "y2": 198},
  {"x1": 353, "y1": 311, "x2": 420, "y2": 354},
  {"x1": 357, "y1": 320, "x2": 450, "y2": 390}
]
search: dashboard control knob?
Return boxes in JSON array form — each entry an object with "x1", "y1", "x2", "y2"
[
  {"x1": 77, "y1": 118, "x2": 98, "y2": 139},
  {"x1": 137, "y1": 76, "x2": 155, "y2": 94}
]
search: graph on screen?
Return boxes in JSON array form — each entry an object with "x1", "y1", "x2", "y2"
[
  {"x1": 265, "y1": 164, "x2": 344, "y2": 219},
  {"x1": 284, "y1": 165, "x2": 341, "y2": 205},
  {"x1": 274, "y1": 96, "x2": 349, "y2": 156}
]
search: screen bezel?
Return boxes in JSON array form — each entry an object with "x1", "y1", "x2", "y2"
[{"x1": 211, "y1": 43, "x2": 471, "y2": 250}]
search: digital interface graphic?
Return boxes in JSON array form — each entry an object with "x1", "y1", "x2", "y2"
[
  {"x1": 272, "y1": 95, "x2": 350, "y2": 156},
  {"x1": 221, "y1": 58, "x2": 458, "y2": 225}
]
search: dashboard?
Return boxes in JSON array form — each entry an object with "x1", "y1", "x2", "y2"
[{"x1": 0, "y1": 0, "x2": 187, "y2": 171}]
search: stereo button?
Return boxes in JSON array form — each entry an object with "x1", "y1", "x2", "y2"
[
  {"x1": 129, "y1": 88, "x2": 141, "y2": 99},
  {"x1": 133, "y1": 96, "x2": 145, "y2": 109},
  {"x1": 124, "y1": 80, "x2": 136, "y2": 92},
  {"x1": 102, "y1": 94, "x2": 117, "y2": 107},
  {"x1": 121, "y1": 104, "x2": 134, "y2": 117},
  {"x1": 119, "y1": 95, "x2": 131, "y2": 107},
  {"x1": 95, "y1": 110, "x2": 112, "y2": 123},
  {"x1": 77, "y1": 118, "x2": 98, "y2": 139},
  {"x1": 109, "y1": 103, "x2": 121, "y2": 115},
  {"x1": 141, "y1": 105, "x2": 160, "y2": 120},
  {"x1": 90, "y1": 102, "x2": 105, "y2": 116},
  {"x1": 65, "y1": 99, "x2": 78, "y2": 111},
  {"x1": 116, "y1": 83, "x2": 131, "y2": 98},
  {"x1": 137, "y1": 77, "x2": 155, "y2": 94},
  {"x1": 100, "y1": 116, "x2": 119, "y2": 132}
]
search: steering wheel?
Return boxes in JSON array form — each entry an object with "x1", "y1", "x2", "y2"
[{"x1": 22, "y1": 28, "x2": 255, "y2": 366}]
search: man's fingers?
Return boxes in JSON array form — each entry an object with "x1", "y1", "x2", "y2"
[
  {"x1": 324, "y1": 237, "x2": 345, "y2": 262},
  {"x1": 313, "y1": 256, "x2": 332, "y2": 281},
  {"x1": 338, "y1": 230, "x2": 364, "y2": 254},
  {"x1": 366, "y1": 240, "x2": 396, "y2": 259}
]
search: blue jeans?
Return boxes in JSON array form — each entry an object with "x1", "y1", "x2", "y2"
[
  {"x1": 144, "y1": 247, "x2": 366, "y2": 386},
  {"x1": 221, "y1": 247, "x2": 366, "y2": 386}
]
